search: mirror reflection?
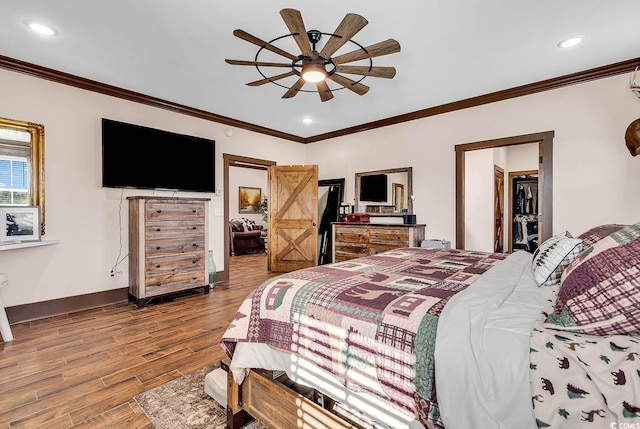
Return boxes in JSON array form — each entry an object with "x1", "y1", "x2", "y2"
[
  {"x1": 355, "y1": 167, "x2": 413, "y2": 214},
  {"x1": 0, "y1": 117, "x2": 45, "y2": 234}
]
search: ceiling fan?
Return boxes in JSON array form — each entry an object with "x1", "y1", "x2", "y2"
[{"x1": 225, "y1": 8, "x2": 401, "y2": 102}]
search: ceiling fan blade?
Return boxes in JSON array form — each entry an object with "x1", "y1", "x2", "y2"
[
  {"x1": 225, "y1": 59, "x2": 292, "y2": 68},
  {"x1": 332, "y1": 39, "x2": 401, "y2": 65},
  {"x1": 334, "y1": 65, "x2": 396, "y2": 79},
  {"x1": 247, "y1": 71, "x2": 296, "y2": 86},
  {"x1": 327, "y1": 73, "x2": 369, "y2": 96},
  {"x1": 233, "y1": 29, "x2": 298, "y2": 61},
  {"x1": 282, "y1": 78, "x2": 306, "y2": 98},
  {"x1": 318, "y1": 13, "x2": 368, "y2": 59},
  {"x1": 280, "y1": 9, "x2": 313, "y2": 57},
  {"x1": 316, "y1": 80, "x2": 334, "y2": 102}
]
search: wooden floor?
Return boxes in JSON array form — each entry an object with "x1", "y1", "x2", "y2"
[{"x1": 0, "y1": 253, "x2": 277, "y2": 429}]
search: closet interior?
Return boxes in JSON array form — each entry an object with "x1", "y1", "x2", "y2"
[{"x1": 509, "y1": 171, "x2": 539, "y2": 253}]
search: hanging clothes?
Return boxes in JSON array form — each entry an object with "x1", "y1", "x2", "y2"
[
  {"x1": 525, "y1": 185, "x2": 533, "y2": 214},
  {"x1": 516, "y1": 185, "x2": 525, "y2": 214}
]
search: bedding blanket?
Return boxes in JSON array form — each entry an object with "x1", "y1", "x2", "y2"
[
  {"x1": 530, "y1": 325, "x2": 640, "y2": 428},
  {"x1": 221, "y1": 247, "x2": 506, "y2": 428}
]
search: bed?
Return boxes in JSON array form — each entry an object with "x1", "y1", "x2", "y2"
[{"x1": 220, "y1": 222, "x2": 640, "y2": 429}]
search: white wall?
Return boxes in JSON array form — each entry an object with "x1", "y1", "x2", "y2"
[
  {"x1": 2, "y1": 68, "x2": 640, "y2": 309},
  {"x1": 0, "y1": 68, "x2": 305, "y2": 307},
  {"x1": 464, "y1": 149, "x2": 494, "y2": 251},
  {"x1": 306, "y1": 73, "x2": 640, "y2": 244}
]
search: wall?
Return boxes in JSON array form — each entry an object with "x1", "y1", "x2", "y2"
[
  {"x1": 2, "y1": 68, "x2": 640, "y2": 311},
  {"x1": 463, "y1": 144, "x2": 540, "y2": 253},
  {"x1": 464, "y1": 149, "x2": 494, "y2": 251},
  {"x1": 0, "y1": 68, "x2": 305, "y2": 308},
  {"x1": 306, "y1": 73, "x2": 640, "y2": 244}
]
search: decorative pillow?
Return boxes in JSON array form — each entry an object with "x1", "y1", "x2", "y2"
[
  {"x1": 577, "y1": 223, "x2": 627, "y2": 249},
  {"x1": 546, "y1": 222, "x2": 640, "y2": 335},
  {"x1": 531, "y1": 231, "x2": 582, "y2": 287},
  {"x1": 230, "y1": 217, "x2": 254, "y2": 231}
]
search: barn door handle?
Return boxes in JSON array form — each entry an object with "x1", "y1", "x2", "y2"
[{"x1": 312, "y1": 222, "x2": 317, "y2": 226}]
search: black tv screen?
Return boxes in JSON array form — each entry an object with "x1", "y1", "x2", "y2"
[
  {"x1": 102, "y1": 119, "x2": 215, "y2": 193},
  {"x1": 360, "y1": 174, "x2": 387, "y2": 202}
]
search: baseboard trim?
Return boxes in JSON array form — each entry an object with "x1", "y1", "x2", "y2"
[{"x1": 6, "y1": 288, "x2": 129, "y2": 324}]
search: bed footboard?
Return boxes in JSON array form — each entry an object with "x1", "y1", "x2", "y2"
[{"x1": 225, "y1": 362, "x2": 363, "y2": 429}]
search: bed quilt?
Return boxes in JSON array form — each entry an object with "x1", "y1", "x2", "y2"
[{"x1": 221, "y1": 247, "x2": 506, "y2": 428}]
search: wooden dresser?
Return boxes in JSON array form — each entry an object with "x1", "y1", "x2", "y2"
[
  {"x1": 332, "y1": 222, "x2": 426, "y2": 262},
  {"x1": 128, "y1": 196, "x2": 210, "y2": 308}
]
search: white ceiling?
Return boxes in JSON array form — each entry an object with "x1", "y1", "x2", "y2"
[{"x1": 1, "y1": 1, "x2": 640, "y2": 139}]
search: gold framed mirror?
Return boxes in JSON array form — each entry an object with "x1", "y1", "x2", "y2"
[{"x1": 0, "y1": 117, "x2": 45, "y2": 234}]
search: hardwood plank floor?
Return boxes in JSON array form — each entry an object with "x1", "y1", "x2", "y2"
[{"x1": 0, "y1": 253, "x2": 277, "y2": 429}]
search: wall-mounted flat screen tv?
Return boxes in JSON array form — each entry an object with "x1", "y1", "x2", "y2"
[
  {"x1": 102, "y1": 118, "x2": 215, "y2": 193},
  {"x1": 360, "y1": 173, "x2": 387, "y2": 202}
]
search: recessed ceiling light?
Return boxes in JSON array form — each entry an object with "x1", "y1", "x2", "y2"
[
  {"x1": 302, "y1": 117, "x2": 313, "y2": 125},
  {"x1": 24, "y1": 21, "x2": 57, "y2": 36},
  {"x1": 558, "y1": 36, "x2": 583, "y2": 48}
]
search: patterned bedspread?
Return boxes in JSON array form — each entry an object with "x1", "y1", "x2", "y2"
[
  {"x1": 221, "y1": 247, "x2": 506, "y2": 428},
  {"x1": 530, "y1": 324, "x2": 640, "y2": 428}
]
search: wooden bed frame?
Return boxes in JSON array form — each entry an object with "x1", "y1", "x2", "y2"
[{"x1": 223, "y1": 360, "x2": 366, "y2": 429}]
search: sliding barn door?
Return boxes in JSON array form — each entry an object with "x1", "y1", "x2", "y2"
[{"x1": 269, "y1": 165, "x2": 318, "y2": 272}]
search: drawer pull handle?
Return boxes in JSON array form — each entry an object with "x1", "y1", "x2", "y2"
[
  {"x1": 156, "y1": 264, "x2": 161, "y2": 268},
  {"x1": 192, "y1": 226, "x2": 196, "y2": 230},
  {"x1": 192, "y1": 259, "x2": 197, "y2": 264},
  {"x1": 156, "y1": 281, "x2": 161, "y2": 286},
  {"x1": 156, "y1": 228, "x2": 161, "y2": 232},
  {"x1": 156, "y1": 246, "x2": 161, "y2": 250},
  {"x1": 192, "y1": 243, "x2": 198, "y2": 247},
  {"x1": 192, "y1": 209, "x2": 196, "y2": 213},
  {"x1": 192, "y1": 277, "x2": 197, "y2": 280},
  {"x1": 157, "y1": 210, "x2": 162, "y2": 213}
]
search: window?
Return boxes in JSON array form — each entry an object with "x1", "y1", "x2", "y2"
[
  {"x1": 0, "y1": 156, "x2": 30, "y2": 204},
  {"x1": 0, "y1": 127, "x2": 31, "y2": 205}
]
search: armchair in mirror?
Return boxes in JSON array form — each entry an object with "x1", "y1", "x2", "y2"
[
  {"x1": 0, "y1": 117, "x2": 45, "y2": 234},
  {"x1": 355, "y1": 167, "x2": 413, "y2": 214}
]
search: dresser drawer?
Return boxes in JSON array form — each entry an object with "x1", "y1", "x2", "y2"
[
  {"x1": 145, "y1": 200, "x2": 206, "y2": 222},
  {"x1": 145, "y1": 252, "x2": 205, "y2": 275},
  {"x1": 334, "y1": 241, "x2": 370, "y2": 262},
  {"x1": 368, "y1": 243, "x2": 406, "y2": 255},
  {"x1": 368, "y1": 226, "x2": 409, "y2": 242},
  {"x1": 144, "y1": 270, "x2": 206, "y2": 297},
  {"x1": 145, "y1": 236, "x2": 205, "y2": 256},
  {"x1": 145, "y1": 223, "x2": 205, "y2": 240},
  {"x1": 334, "y1": 226, "x2": 369, "y2": 244}
]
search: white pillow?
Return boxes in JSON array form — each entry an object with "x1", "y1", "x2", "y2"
[{"x1": 531, "y1": 231, "x2": 582, "y2": 287}]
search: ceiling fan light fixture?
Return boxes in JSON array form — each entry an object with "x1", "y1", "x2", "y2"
[{"x1": 302, "y1": 62, "x2": 327, "y2": 83}]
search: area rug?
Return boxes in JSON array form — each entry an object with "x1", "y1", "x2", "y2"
[{"x1": 134, "y1": 362, "x2": 264, "y2": 429}]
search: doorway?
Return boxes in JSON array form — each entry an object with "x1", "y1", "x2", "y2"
[
  {"x1": 494, "y1": 165, "x2": 504, "y2": 253},
  {"x1": 455, "y1": 131, "x2": 554, "y2": 250},
  {"x1": 318, "y1": 178, "x2": 345, "y2": 265},
  {"x1": 221, "y1": 154, "x2": 275, "y2": 282}
]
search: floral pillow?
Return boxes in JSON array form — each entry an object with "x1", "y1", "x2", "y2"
[
  {"x1": 531, "y1": 231, "x2": 582, "y2": 287},
  {"x1": 546, "y1": 222, "x2": 640, "y2": 335}
]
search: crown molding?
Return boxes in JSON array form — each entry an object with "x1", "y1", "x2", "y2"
[{"x1": 1, "y1": 54, "x2": 639, "y2": 144}]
